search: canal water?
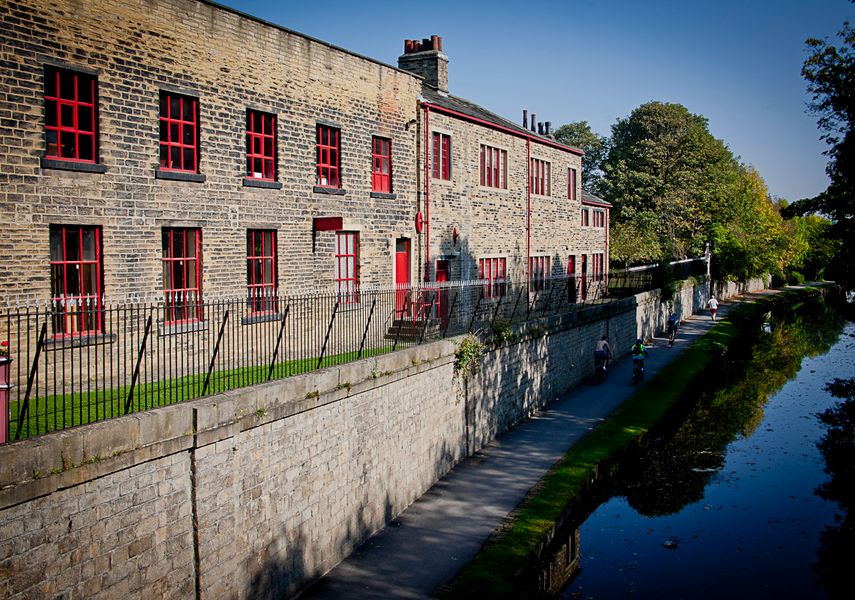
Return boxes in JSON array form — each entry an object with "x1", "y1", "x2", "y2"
[{"x1": 553, "y1": 297, "x2": 853, "y2": 599}]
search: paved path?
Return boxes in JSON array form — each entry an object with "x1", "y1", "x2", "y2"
[{"x1": 300, "y1": 299, "x2": 741, "y2": 599}]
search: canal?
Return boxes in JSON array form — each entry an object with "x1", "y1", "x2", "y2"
[{"x1": 545, "y1": 296, "x2": 852, "y2": 599}]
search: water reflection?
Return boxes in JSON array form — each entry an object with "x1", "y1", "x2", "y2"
[{"x1": 531, "y1": 295, "x2": 848, "y2": 597}]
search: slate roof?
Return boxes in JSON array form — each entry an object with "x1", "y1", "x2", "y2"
[
  {"x1": 582, "y1": 190, "x2": 612, "y2": 207},
  {"x1": 420, "y1": 87, "x2": 584, "y2": 156}
]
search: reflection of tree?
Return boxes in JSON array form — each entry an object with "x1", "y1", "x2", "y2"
[
  {"x1": 617, "y1": 297, "x2": 844, "y2": 517},
  {"x1": 814, "y1": 377, "x2": 855, "y2": 599}
]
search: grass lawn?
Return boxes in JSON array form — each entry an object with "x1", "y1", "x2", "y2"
[{"x1": 8, "y1": 345, "x2": 396, "y2": 440}]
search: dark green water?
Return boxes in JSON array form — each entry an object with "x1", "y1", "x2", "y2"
[{"x1": 553, "y1": 296, "x2": 853, "y2": 599}]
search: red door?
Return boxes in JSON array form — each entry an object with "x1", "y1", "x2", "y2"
[
  {"x1": 395, "y1": 238, "x2": 410, "y2": 318},
  {"x1": 436, "y1": 259, "x2": 449, "y2": 330},
  {"x1": 567, "y1": 255, "x2": 576, "y2": 303}
]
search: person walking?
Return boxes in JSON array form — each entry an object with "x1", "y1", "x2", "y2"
[{"x1": 708, "y1": 296, "x2": 718, "y2": 321}]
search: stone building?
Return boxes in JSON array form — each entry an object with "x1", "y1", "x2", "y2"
[{"x1": 0, "y1": 0, "x2": 609, "y2": 333}]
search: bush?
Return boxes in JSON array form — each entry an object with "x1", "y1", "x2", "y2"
[{"x1": 787, "y1": 271, "x2": 806, "y2": 285}]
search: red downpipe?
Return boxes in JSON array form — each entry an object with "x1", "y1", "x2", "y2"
[
  {"x1": 526, "y1": 138, "x2": 531, "y2": 289},
  {"x1": 424, "y1": 104, "x2": 431, "y2": 282}
]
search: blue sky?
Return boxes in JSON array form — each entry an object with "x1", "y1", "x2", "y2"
[{"x1": 216, "y1": 0, "x2": 853, "y2": 201}]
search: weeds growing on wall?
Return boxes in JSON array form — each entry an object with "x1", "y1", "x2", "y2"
[{"x1": 454, "y1": 334, "x2": 485, "y2": 379}]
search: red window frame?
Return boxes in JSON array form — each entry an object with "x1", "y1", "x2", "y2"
[
  {"x1": 335, "y1": 231, "x2": 359, "y2": 304},
  {"x1": 371, "y1": 136, "x2": 392, "y2": 193},
  {"x1": 247, "y1": 229, "x2": 278, "y2": 314},
  {"x1": 480, "y1": 144, "x2": 507, "y2": 189},
  {"x1": 162, "y1": 228, "x2": 203, "y2": 323},
  {"x1": 530, "y1": 158, "x2": 551, "y2": 196},
  {"x1": 568, "y1": 167, "x2": 578, "y2": 201},
  {"x1": 44, "y1": 66, "x2": 97, "y2": 163},
  {"x1": 432, "y1": 132, "x2": 451, "y2": 180},
  {"x1": 159, "y1": 91, "x2": 199, "y2": 172},
  {"x1": 246, "y1": 110, "x2": 277, "y2": 181},
  {"x1": 593, "y1": 210, "x2": 605, "y2": 227},
  {"x1": 49, "y1": 225, "x2": 103, "y2": 336},
  {"x1": 581, "y1": 208, "x2": 590, "y2": 227},
  {"x1": 479, "y1": 257, "x2": 507, "y2": 299},
  {"x1": 593, "y1": 253, "x2": 605, "y2": 282},
  {"x1": 529, "y1": 256, "x2": 550, "y2": 291},
  {"x1": 316, "y1": 124, "x2": 341, "y2": 188}
]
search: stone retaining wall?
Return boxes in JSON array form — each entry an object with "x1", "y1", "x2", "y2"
[{"x1": 0, "y1": 277, "x2": 760, "y2": 598}]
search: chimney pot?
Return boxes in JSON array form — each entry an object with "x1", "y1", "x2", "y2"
[
  {"x1": 398, "y1": 34, "x2": 449, "y2": 92},
  {"x1": 523, "y1": 109, "x2": 528, "y2": 129},
  {"x1": 537, "y1": 123, "x2": 543, "y2": 135},
  {"x1": 545, "y1": 121, "x2": 551, "y2": 135},
  {"x1": 531, "y1": 113, "x2": 536, "y2": 132}
]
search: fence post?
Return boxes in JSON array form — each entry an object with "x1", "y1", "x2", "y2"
[
  {"x1": 441, "y1": 290, "x2": 458, "y2": 338},
  {"x1": 267, "y1": 305, "x2": 291, "y2": 381},
  {"x1": 16, "y1": 321, "x2": 47, "y2": 440},
  {"x1": 0, "y1": 341, "x2": 11, "y2": 444},
  {"x1": 391, "y1": 295, "x2": 411, "y2": 351},
  {"x1": 317, "y1": 300, "x2": 339, "y2": 370},
  {"x1": 357, "y1": 299, "x2": 376, "y2": 360},
  {"x1": 418, "y1": 294, "x2": 436, "y2": 344},
  {"x1": 201, "y1": 310, "x2": 229, "y2": 397},
  {"x1": 124, "y1": 314, "x2": 153, "y2": 415}
]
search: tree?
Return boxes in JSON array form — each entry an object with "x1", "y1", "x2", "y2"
[
  {"x1": 782, "y1": 20, "x2": 855, "y2": 287},
  {"x1": 552, "y1": 121, "x2": 608, "y2": 191},
  {"x1": 598, "y1": 101, "x2": 739, "y2": 262}
]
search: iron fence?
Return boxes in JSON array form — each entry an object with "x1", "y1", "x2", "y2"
[{"x1": 0, "y1": 259, "x2": 706, "y2": 442}]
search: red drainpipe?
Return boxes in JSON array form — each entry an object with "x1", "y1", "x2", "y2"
[
  {"x1": 526, "y1": 138, "x2": 531, "y2": 289},
  {"x1": 423, "y1": 104, "x2": 431, "y2": 282},
  {"x1": 605, "y1": 206, "x2": 610, "y2": 274}
]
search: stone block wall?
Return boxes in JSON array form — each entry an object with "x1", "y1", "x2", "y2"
[
  {"x1": 0, "y1": 0, "x2": 421, "y2": 300},
  {"x1": 425, "y1": 110, "x2": 604, "y2": 284}
]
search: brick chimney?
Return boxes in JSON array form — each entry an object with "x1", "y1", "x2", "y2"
[{"x1": 398, "y1": 35, "x2": 448, "y2": 93}]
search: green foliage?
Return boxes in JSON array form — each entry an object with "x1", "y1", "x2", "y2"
[
  {"x1": 491, "y1": 319, "x2": 515, "y2": 347},
  {"x1": 787, "y1": 271, "x2": 806, "y2": 285},
  {"x1": 552, "y1": 120, "x2": 608, "y2": 191},
  {"x1": 599, "y1": 101, "x2": 739, "y2": 261},
  {"x1": 454, "y1": 334, "x2": 485, "y2": 379},
  {"x1": 784, "y1": 21, "x2": 855, "y2": 288},
  {"x1": 609, "y1": 217, "x2": 663, "y2": 267},
  {"x1": 654, "y1": 259, "x2": 677, "y2": 302}
]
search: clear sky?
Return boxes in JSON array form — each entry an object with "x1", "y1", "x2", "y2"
[{"x1": 215, "y1": 0, "x2": 853, "y2": 201}]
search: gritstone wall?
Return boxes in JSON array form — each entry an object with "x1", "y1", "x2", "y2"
[{"x1": 0, "y1": 277, "x2": 768, "y2": 598}]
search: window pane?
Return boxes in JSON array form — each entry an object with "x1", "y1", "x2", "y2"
[
  {"x1": 182, "y1": 148, "x2": 194, "y2": 170},
  {"x1": 50, "y1": 229, "x2": 63, "y2": 261},
  {"x1": 78, "y1": 77, "x2": 93, "y2": 104},
  {"x1": 60, "y1": 103, "x2": 74, "y2": 127},
  {"x1": 82, "y1": 264, "x2": 98, "y2": 296},
  {"x1": 45, "y1": 69, "x2": 57, "y2": 97},
  {"x1": 59, "y1": 72, "x2": 75, "y2": 99},
  {"x1": 182, "y1": 99, "x2": 194, "y2": 122},
  {"x1": 263, "y1": 259, "x2": 273, "y2": 284},
  {"x1": 45, "y1": 100, "x2": 57, "y2": 127},
  {"x1": 78, "y1": 135, "x2": 94, "y2": 161},
  {"x1": 182, "y1": 125, "x2": 194, "y2": 145},
  {"x1": 170, "y1": 146, "x2": 181, "y2": 168},
  {"x1": 51, "y1": 264, "x2": 65, "y2": 296},
  {"x1": 81, "y1": 228, "x2": 96, "y2": 260},
  {"x1": 65, "y1": 263, "x2": 80, "y2": 296},
  {"x1": 59, "y1": 131, "x2": 76, "y2": 158}
]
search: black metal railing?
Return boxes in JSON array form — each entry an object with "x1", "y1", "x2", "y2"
[{"x1": 0, "y1": 260, "x2": 705, "y2": 442}]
